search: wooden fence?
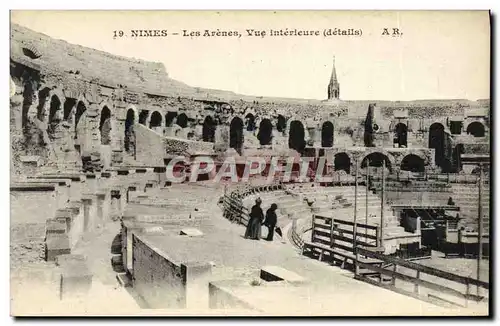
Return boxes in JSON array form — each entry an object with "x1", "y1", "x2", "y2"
[
  {"x1": 355, "y1": 246, "x2": 489, "y2": 308},
  {"x1": 302, "y1": 215, "x2": 382, "y2": 269}
]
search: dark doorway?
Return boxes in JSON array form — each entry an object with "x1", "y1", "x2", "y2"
[
  {"x1": 36, "y1": 88, "x2": 50, "y2": 121},
  {"x1": 400, "y1": 154, "x2": 425, "y2": 172},
  {"x1": 334, "y1": 153, "x2": 351, "y2": 174},
  {"x1": 165, "y1": 112, "x2": 177, "y2": 127},
  {"x1": 230, "y1": 117, "x2": 244, "y2": 154},
  {"x1": 149, "y1": 111, "x2": 162, "y2": 129},
  {"x1": 124, "y1": 109, "x2": 135, "y2": 154},
  {"x1": 63, "y1": 98, "x2": 76, "y2": 121},
  {"x1": 245, "y1": 113, "x2": 256, "y2": 132},
  {"x1": 450, "y1": 121, "x2": 462, "y2": 135},
  {"x1": 429, "y1": 123, "x2": 445, "y2": 168},
  {"x1": 74, "y1": 101, "x2": 86, "y2": 139},
  {"x1": 321, "y1": 121, "x2": 334, "y2": 147},
  {"x1": 258, "y1": 119, "x2": 273, "y2": 145},
  {"x1": 139, "y1": 110, "x2": 149, "y2": 125},
  {"x1": 288, "y1": 120, "x2": 306, "y2": 153},
  {"x1": 277, "y1": 115, "x2": 286, "y2": 133},
  {"x1": 361, "y1": 152, "x2": 392, "y2": 172},
  {"x1": 99, "y1": 106, "x2": 111, "y2": 145},
  {"x1": 395, "y1": 123, "x2": 408, "y2": 148},
  {"x1": 466, "y1": 122, "x2": 485, "y2": 137},
  {"x1": 176, "y1": 113, "x2": 188, "y2": 128},
  {"x1": 202, "y1": 116, "x2": 217, "y2": 142}
]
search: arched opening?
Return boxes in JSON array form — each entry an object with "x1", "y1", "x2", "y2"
[
  {"x1": 63, "y1": 98, "x2": 76, "y2": 121},
  {"x1": 361, "y1": 152, "x2": 392, "y2": 173},
  {"x1": 321, "y1": 121, "x2": 334, "y2": 147},
  {"x1": 149, "y1": 111, "x2": 162, "y2": 129},
  {"x1": 21, "y1": 80, "x2": 37, "y2": 129},
  {"x1": 429, "y1": 123, "x2": 445, "y2": 168},
  {"x1": 74, "y1": 101, "x2": 86, "y2": 139},
  {"x1": 36, "y1": 88, "x2": 50, "y2": 121},
  {"x1": 176, "y1": 113, "x2": 188, "y2": 128},
  {"x1": 334, "y1": 153, "x2": 351, "y2": 174},
  {"x1": 48, "y1": 95, "x2": 62, "y2": 125},
  {"x1": 230, "y1": 117, "x2": 244, "y2": 154},
  {"x1": 202, "y1": 116, "x2": 217, "y2": 142},
  {"x1": 277, "y1": 115, "x2": 286, "y2": 133},
  {"x1": 466, "y1": 122, "x2": 485, "y2": 137},
  {"x1": 99, "y1": 106, "x2": 111, "y2": 145},
  {"x1": 245, "y1": 113, "x2": 256, "y2": 132},
  {"x1": 139, "y1": 110, "x2": 149, "y2": 125},
  {"x1": 394, "y1": 123, "x2": 408, "y2": 148},
  {"x1": 124, "y1": 109, "x2": 136, "y2": 154},
  {"x1": 165, "y1": 112, "x2": 177, "y2": 127},
  {"x1": 288, "y1": 120, "x2": 306, "y2": 153},
  {"x1": 258, "y1": 119, "x2": 273, "y2": 145},
  {"x1": 400, "y1": 154, "x2": 425, "y2": 173}
]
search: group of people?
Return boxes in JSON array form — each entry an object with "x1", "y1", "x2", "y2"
[{"x1": 244, "y1": 198, "x2": 282, "y2": 241}]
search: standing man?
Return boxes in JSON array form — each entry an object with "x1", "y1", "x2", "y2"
[{"x1": 263, "y1": 203, "x2": 278, "y2": 241}]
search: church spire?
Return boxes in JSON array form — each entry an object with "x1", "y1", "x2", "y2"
[{"x1": 327, "y1": 55, "x2": 340, "y2": 100}]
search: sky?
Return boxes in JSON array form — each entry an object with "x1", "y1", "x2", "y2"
[{"x1": 11, "y1": 10, "x2": 491, "y2": 101}]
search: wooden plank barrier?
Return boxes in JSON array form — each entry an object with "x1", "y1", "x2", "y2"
[
  {"x1": 355, "y1": 246, "x2": 489, "y2": 308},
  {"x1": 302, "y1": 215, "x2": 383, "y2": 272}
]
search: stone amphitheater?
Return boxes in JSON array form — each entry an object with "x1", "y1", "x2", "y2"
[{"x1": 10, "y1": 23, "x2": 490, "y2": 315}]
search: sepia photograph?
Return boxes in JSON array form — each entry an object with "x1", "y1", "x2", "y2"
[{"x1": 9, "y1": 10, "x2": 491, "y2": 316}]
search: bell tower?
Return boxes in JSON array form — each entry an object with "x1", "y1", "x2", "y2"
[{"x1": 327, "y1": 56, "x2": 340, "y2": 100}]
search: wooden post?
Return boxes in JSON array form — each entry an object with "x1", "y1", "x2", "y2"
[
  {"x1": 354, "y1": 160, "x2": 358, "y2": 249},
  {"x1": 414, "y1": 270, "x2": 420, "y2": 294},
  {"x1": 380, "y1": 160, "x2": 385, "y2": 249},
  {"x1": 365, "y1": 158, "x2": 369, "y2": 243},
  {"x1": 311, "y1": 214, "x2": 316, "y2": 243},
  {"x1": 465, "y1": 281, "x2": 470, "y2": 308},
  {"x1": 355, "y1": 250, "x2": 360, "y2": 277},
  {"x1": 477, "y1": 164, "x2": 483, "y2": 296},
  {"x1": 330, "y1": 221, "x2": 336, "y2": 248},
  {"x1": 391, "y1": 264, "x2": 397, "y2": 286}
]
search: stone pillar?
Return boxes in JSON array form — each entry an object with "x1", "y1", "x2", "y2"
[{"x1": 181, "y1": 261, "x2": 212, "y2": 310}]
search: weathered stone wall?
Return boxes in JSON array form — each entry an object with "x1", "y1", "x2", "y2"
[{"x1": 132, "y1": 234, "x2": 186, "y2": 309}]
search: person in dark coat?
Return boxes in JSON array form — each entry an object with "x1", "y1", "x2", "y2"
[
  {"x1": 263, "y1": 203, "x2": 278, "y2": 241},
  {"x1": 244, "y1": 198, "x2": 264, "y2": 240}
]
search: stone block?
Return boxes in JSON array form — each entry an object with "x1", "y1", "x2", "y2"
[
  {"x1": 181, "y1": 261, "x2": 212, "y2": 309},
  {"x1": 179, "y1": 228, "x2": 204, "y2": 237},
  {"x1": 59, "y1": 256, "x2": 93, "y2": 300},
  {"x1": 46, "y1": 219, "x2": 67, "y2": 235},
  {"x1": 45, "y1": 233, "x2": 71, "y2": 261},
  {"x1": 260, "y1": 266, "x2": 306, "y2": 284}
]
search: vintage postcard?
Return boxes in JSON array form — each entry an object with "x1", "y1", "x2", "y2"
[{"x1": 9, "y1": 10, "x2": 490, "y2": 316}]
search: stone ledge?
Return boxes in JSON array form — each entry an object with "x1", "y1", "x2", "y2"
[{"x1": 260, "y1": 266, "x2": 306, "y2": 284}]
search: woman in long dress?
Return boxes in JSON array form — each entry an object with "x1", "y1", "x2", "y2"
[{"x1": 244, "y1": 198, "x2": 264, "y2": 240}]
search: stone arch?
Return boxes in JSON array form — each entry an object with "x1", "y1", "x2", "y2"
[
  {"x1": 74, "y1": 101, "x2": 87, "y2": 153},
  {"x1": 334, "y1": 152, "x2": 351, "y2": 174},
  {"x1": 288, "y1": 120, "x2": 306, "y2": 153},
  {"x1": 36, "y1": 87, "x2": 51, "y2": 121},
  {"x1": 245, "y1": 113, "x2": 256, "y2": 132},
  {"x1": 321, "y1": 121, "x2": 334, "y2": 147},
  {"x1": 394, "y1": 123, "x2": 408, "y2": 148},
  {"x1": 400, "y1": 154, "x2": 425, "y2": 172},
  {"x1": 124, "y1": 108, "x2": 136, "y2": 155},
  {"x1": 276, "y1": 114, "x2": 287, "y2": 133},
  {"x1": 258, "y1": 119, "x2": 273, "y2": 145},
  {"x1": 202, "y1": 115, "x2": 217, "y2": 142},
  {"x1": 21, "y1": 79, "x2": 38, "y2": 128},
  {"x1": 63, "y1": 98, "x2": 77, "y2": 121},
  {"x1": 165, "y1": 112, "x2": 177, "y2": 127},
  {"x1": 139, "y1": 110, "x2": 149, "y2": 125},
  {"x1": 149, "y1": 111, "x2": 163, "y2": 129},
  {"x1": 99, "y1": 106, "x2": 112, "y2": 145},
  {"x1": 176, "y1": 113, "x2": 188, "y2": 128},
  {"x1": 429, "y1": 122, "x2": 445, "y2": 168},
  {"x1": 361, "y1": 151, "x2": 393, "y2": 173},
  {"x1": 466, "y1": 121, "x2": 485, "y2": 137},
  {"x1": 48, "y1": 95, "x2": 62, "y2": 125},
  {"x1": 230, "y1": 116, "x2": 244, "y2": 154}
]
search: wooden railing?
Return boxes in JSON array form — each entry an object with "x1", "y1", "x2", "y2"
[
  {"x1": 222, "y1": 194, "x2": 249, "y2": 226},
  {"x1": 355, "y1": 246, "x2": 489, "y2": 308}
]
